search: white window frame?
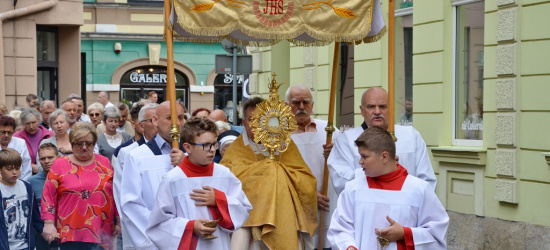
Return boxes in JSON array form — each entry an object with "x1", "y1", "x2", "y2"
[{"x1": 451, "y1": 0, "x2": 484, "y2": 147}]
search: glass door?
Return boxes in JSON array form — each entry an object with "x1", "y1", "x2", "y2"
[{"x1": 37, "y1": 67, "x2": 58, "y2": 103}]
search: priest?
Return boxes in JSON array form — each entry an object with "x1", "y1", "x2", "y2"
[{"x1": 221, "y1": 97, "x2": 318, "y2": 250}]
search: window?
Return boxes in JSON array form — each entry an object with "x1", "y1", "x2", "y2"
[
  {"x1": 395, "y1": 8, "x2": 413, "y2": 126},
  {"x1": 119, "y1": 66, "x2": 188, "y2": 108},
  {"x1": 453, "y1": 0, "x2": 484, "y2": 146},
  {"x1": 214, "y1": 74, "x2": 243, "y2": 124}
]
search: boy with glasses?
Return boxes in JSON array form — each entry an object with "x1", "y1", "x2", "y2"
[{"x1": 146, "y1": 117, "x2": 252, "y2": 249}]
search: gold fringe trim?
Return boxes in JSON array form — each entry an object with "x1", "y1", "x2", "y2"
[
  {"x1": 252, "y1": 226, "x2": 262, "y2": 242},
  {"x1": 169, "y1": 0, "x2": 386, "y2": 47},
  {"x1": 363, "y1": 25, "x2": 387, "y2": 44}
]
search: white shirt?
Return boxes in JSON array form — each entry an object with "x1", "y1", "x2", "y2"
[
  {"x1": 7, "y1": 137, "x2": 32, "y2": 181},
  {"x1": 78, "y1": 114, "x2": 91, "y2": 123},
  {"x1": 120, "y1": 135, "x2": 172, "y2": 250},
  {"x1": 146, "y1": 155, "x2": 252, "y2": 250},
  {"x1": 104, "y1": 102, "x2": 115, "y2": 110},
  {"x1": 328, "y1": 174, "x2": 448, "y2": 250},
  {"x1": 291, "y1": 119, "x2": 340, "y2": 249},
  {"x1": 327, "y1": 124, "x2": 437, "y2": 194}
]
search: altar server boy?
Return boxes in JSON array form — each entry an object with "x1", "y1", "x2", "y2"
[
  {"x1": 146, "y1": 117, "x2": 252, "y2": 250},
  {"x1": 328, "y1": 126, "x2": 448, "y2": 250}
]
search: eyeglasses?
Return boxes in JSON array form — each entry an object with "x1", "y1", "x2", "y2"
[
  {"x1": 89, "y1": 113, "x2": 101, "y2": 118},
  {"x1": 189, "y1": 142, "x2": 220, "y2": 151},
  {"x1": 0, "y1": 130, "x2": 14, "y2": 135},
  {"x1": 140, "y1": 118, "x2": 152, "y2": 123},
  {"x1": 73, "y1": 141, "x2": 94, "y2": 148}
]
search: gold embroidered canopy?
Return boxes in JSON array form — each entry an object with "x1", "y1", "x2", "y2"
[{"x1": 169, "y1": 0, "x2": 386, "y2": 46}]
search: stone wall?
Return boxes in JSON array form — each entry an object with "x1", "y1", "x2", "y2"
[{"x1": 447, "y1": 211, "x2": 550, "y2": 250}]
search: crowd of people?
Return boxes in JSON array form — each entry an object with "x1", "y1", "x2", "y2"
[{"x1": 0, "y1": 86, "x2": 449, "y2": 250}]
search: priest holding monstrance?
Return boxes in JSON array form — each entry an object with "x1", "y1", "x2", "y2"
[{"x1": 221, "y1": 75, "x2": 318, "y2": 250}]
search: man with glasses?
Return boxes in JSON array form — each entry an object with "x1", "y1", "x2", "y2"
[
  {"x1": 120, "y1": 101, "x2": 185, "y2": 249},
  {"x1": 285, "y1": 84, "x2": 340, "y2": 250},
  {"x1": 0, "y1": 116, "x2": 32, "y2": 180}
]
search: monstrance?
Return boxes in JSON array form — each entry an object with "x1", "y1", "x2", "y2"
[{"x1": 250, "y1": 73, "x2": 297, "y2": 160}]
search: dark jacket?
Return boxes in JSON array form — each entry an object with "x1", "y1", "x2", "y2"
[{"x1": 0, "y1": 180, "x2": 44, "y2": 250}]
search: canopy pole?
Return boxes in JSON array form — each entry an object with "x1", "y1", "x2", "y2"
[
  {"x1": 388, "y1": 0, "x2": 396, "y2": 139},
  {"x1": 318, "y1": 41, "x2": 340, "y2": 249},
  {"x1": 164, "y1": 0, "x2": 179, "y2": 149}
]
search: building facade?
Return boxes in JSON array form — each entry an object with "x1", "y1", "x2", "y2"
[
  {"x1": 248, "y1": 0, "x2": 550, "y2": 248},
  {"x1": 82, "y1": 0, "x2": 236, "y2": 112},
  {"x1": 0, "y1": 0, "x2": 82, "y2": 110}
]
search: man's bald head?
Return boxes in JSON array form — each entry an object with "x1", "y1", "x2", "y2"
[
  {"x1": 153, "y1": 101, "x2": 186, "y2": 143},
  {"x1": 360, "y1": 87, "x2": 389, "y2": 129},
  {"x1": 208, "y1": 109, "x2": 228, "y2": 122}
]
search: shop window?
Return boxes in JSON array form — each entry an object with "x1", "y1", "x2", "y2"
[
  {"x1": 453, "y1": 0, "x2": 484, "y2": 146},
  {"x1": 214, "y1": 74, "x2": 243, "y2": 124},
  {"x1": 119, "y1": 66, "x2": 188, "y2": 108}
]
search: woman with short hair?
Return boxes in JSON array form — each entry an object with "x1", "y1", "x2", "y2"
[
  {"x1": 41, "y1": 122, "x2": 120, "y2": 250},
  {"x1": 13, "y1": 108, "x2": 54, "y2": 174},
  {"x1": 94, "y1": 106, "x2": 131, "y2": 161},
  {"x1": 87, "y1": 103, "x2": 104, "y2": 128}
]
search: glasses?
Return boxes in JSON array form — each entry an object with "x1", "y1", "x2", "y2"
[
  {"x1": 140, "y1": 118, "x2": 152, "y2": 123},
  {"x1": 89, "y1": 113, "x2": 101, "y2": 118},
  {"x1": 0, "y1": 130, "x2": 14, "y2": 135},
  {"x1": 189, "y1": 142, "x2": 220, "y2": 151},
  {"x1": 73, "y1": 141, "x2": 94, "y2": 148}
]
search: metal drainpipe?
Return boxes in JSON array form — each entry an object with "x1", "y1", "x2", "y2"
[{"x1": 0, "y1": 0, "x2": 59, "y2": 105}]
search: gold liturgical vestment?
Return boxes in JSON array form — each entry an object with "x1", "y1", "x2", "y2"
[{"x1": 221, "y1": 135, "x2": 318, "y2": 249}]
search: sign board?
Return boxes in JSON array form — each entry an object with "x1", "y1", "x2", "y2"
[{"x1": 215, "y1": 54, "x2": 253, "y2": 75}]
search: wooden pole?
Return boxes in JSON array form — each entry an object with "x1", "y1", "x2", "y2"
[
  {"x1": 317, "y1": 41, "x2": 340, "y2": 249},
  {"x1": 388, "y1": 0, "x2": 395, "y2": 137},
  {"x1": 164, "y1": 0, "x2": 179, "y2": 149}
]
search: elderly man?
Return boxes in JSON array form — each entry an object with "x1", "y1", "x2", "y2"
[
  {"x1": 67, "y1": 94, "x2": 91, "y2": 123},
  {"x1": 39, "y1": 100, "x2": 56, "y2": 129},
  {"x1": 286, "y1": 84, "x2": 340, "y2": 250},
  {"x1": 97, "y1": 91, "x2": 114, "y2": 110},
  {"x1": 120, "y1": 101, "x2": 185, "y2": 249},
  {"x1": 327, "y1": 87, "x2": 437, "y2": 195},
  {"x1": 61, "y1": 100, "x2": 77, "y2": 129},
  {"x1": 208, "y1": 109, "x2": 244, "y2": 133},
  {"x1": 221, "y1": 97, "x2": 318, "y2": 250}
]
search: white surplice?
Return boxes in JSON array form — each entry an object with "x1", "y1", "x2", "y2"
[
  {"x1": 7, "y1": 137, "x2": 32, "y2": 181},
  {"x1": 120, "y1": 144, "x2": 171, "y2": 250},
  {"x1": 327, "y1": 175, "x2": 448, "y2": 250},
  {"x1": 112, "y1": 140, "x2": 140, "y2": 250},
  {"x1": 291, "y1": 119, "x2": 339, "y2": 249},
  {"x1": 327, "y1": 124, "x2": 437, "y2": 194},
  {"x1": 146, "y1": 156, "x2": 252, "y2": 250}
]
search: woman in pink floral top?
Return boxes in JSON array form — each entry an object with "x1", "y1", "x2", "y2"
[{"x1": 41, "y1": 122, "x2": 120, "y2": 250}]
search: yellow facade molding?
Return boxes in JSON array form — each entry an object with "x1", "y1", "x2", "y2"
[{"x1": 130, "y1": 13, "x2": 163, "y2": 22}]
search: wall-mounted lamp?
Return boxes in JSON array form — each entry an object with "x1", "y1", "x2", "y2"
[{"x1": 114, "y1": 42, "x2": 122, "y2": 54}]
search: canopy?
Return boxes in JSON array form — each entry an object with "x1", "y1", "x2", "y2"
[{"x1": 169, "y1": 0, "x2": 386, "y2": 46}]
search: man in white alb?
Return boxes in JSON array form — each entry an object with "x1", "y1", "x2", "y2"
[
  {"x1": 327, "y1": 87, "x2": 436, "y2": 194},
  {"x1": 286, "y1": 84, "x2": 339, "y2": 250}
]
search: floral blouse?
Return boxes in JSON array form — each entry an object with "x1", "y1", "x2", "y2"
[{"x1": 41, "y1": 154, "x2": 116, "y2": 249}]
